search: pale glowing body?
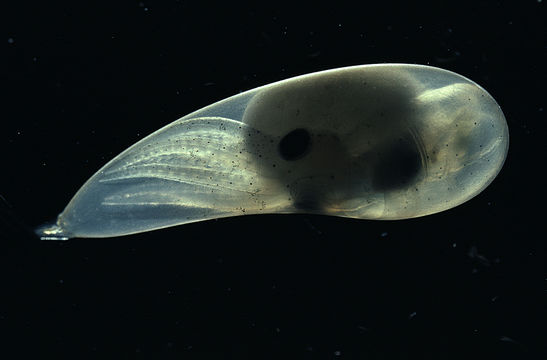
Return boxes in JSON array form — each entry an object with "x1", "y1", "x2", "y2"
[{"x1": 38, "y1": 64, "x2": 509, "y2": 239}]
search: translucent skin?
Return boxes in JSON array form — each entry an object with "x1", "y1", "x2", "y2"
[{"x1": 38, "y1": 64, "x2": 508, "y2": 239}]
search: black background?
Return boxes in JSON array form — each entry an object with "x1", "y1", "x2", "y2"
[{"x1": 3, "y1": 1, "x2": 545, "y2": 358}]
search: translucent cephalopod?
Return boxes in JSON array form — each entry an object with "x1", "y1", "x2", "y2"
[{"x1": 37, "y1": 64, "x2": 509, "y2": 240}]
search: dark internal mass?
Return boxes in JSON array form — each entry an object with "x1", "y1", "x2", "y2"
[
  {"x1": 372, "y1": 139, "x2": 422, "y2": 191},
  {"x1": 278, "y1": 128, "x2": 311, "y2": 161}
]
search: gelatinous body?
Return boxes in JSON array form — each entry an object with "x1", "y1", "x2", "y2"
[{"x1": 38, "y1": 64, "x2": 509, "y2": 239}]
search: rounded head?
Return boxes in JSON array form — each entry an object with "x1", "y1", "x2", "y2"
[{"x1": 242, "y1": 64, "x2": 509, "y2": 219}]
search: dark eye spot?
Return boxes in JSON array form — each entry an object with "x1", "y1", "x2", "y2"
[{"x1": 278, "y1": 128, "x2": 311, "y2": 161}]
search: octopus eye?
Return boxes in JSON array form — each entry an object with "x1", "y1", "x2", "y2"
[{"x1": 278, "y1": 128, "x2": 311, "y2": 161}]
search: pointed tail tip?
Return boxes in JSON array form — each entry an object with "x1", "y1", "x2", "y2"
[{"x1": 35, "y1": 222, "x2": 70, "y2": 241}]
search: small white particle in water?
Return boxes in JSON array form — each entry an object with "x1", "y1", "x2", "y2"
[
  {"x1": 500, "y1": 336, "x2": 518, "y2": 343},
  {"x1": 491, "y1": 296, "x2": 498, "y2": 302},
  {"x1": 408, "y1": 311, "x2": 417, "y2": 319},
  {"x1": 334, "y1": 350, "x2": 341, "y2": 356},
  {"x1": 8, "y1": 37, "x2": 14, "y2": 44},
  {"x1": 452, "y1": 243, "x2": 457, "y2": 248},
  {"x1": 59, "y1": 279, "x2": 64, "y2": 284},
  {"x1": 275, "y1": 327, "x2": 280, "y2": 333},
  {"x1": 381, "y1": 232, "x2": 388, "y2": 237}
]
